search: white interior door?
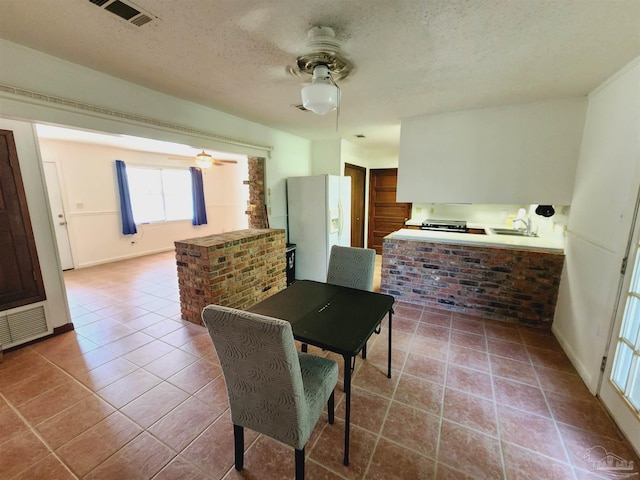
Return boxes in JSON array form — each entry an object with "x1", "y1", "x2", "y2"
[
  {"x1": 43, "y1": 162, "x2": 74, "y2": 270},
  {"x1": 599, "y1": 189, "x2": 640, "y2": 454}
]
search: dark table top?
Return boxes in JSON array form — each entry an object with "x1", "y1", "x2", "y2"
[{"x1": 247, "y1": 280, "x2": 395, "y2": 356}]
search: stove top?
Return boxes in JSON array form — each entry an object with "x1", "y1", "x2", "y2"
[{"x1": 420, "y1": 219, "x2": 467, "y2": 232}]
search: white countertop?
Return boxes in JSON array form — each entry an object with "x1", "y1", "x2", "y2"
[{"x1": 386, "y1": 228, "x2": 565, "y2": 254}]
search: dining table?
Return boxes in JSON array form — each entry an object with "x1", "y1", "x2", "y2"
[{"x1": 247, "y1": 279, "x2": 395, "y2": 466}]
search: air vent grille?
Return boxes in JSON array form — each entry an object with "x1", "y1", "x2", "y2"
[
  {"x1": 131, "y1": 15, "x2": 152, "y2": 27},
  {"x1": 0, "y1": 305, "x2": 48, "y2": 347},
  {"x1": 87, "y1": 0, "x2": 157, "y2": 27}
]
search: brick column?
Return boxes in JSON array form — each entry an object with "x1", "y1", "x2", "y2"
[{"x1": 246, "y1": 157, "x2": 267, "y2": 228}]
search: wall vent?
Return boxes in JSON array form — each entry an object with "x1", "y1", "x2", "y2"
[
  {"x1": 88, "y1": 0, "x2": 156, "y2": 27},
  {"x1": 0, "y1": 305, "x2": 48, "y2": 348}
]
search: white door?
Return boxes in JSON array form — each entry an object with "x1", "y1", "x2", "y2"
[
  {"x1": 599, "y1": 189, "x2": 640, "y2": 454},
  {"x1": 43, "y1": 162, "x2": 74, "y2": 270}
]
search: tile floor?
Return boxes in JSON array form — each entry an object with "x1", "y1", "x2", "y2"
[{"x1": 1, "y1": 251, "x2": 638, "y2": 479}]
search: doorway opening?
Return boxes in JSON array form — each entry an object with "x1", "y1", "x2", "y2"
[{"x1": 35, "y1": 124, "x2": 251, "y2": 270}]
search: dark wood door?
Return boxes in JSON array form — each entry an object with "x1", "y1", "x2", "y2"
[
  {"x1": 367, "y1": 168, "x2": 412, "y2": 254},
  {"x1": 344, "y1": 163, "x2": 366, "y2": 247},
  {"x1": 0, "y1": 130, "x2": 46, "y2": 311}
]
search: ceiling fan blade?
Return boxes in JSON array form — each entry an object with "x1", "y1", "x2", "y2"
[{"x1": 215, "y1": 159, "x2": 238, "y2": 164}]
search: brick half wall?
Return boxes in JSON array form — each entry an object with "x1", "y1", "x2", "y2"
[
  {"x1": 381, "y1": 238, "x2": 565, "y2": 328},
  {"x1": 175, "y1": 229, "x2": 286, "y2": 325}
]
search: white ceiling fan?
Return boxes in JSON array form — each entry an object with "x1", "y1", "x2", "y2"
[
  {"x1": 168, "y1": 150, "x2": 238, "y2": 168},
  {"x1": 286, "y1": 26, "x2": 354, "y2": 116},
  {"x1": 194, "y1": 150, "x2": 238, "y2": 168}
]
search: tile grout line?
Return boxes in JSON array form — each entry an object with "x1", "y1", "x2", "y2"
[
  {"x1": 530, "y1": 347, "x2": 581, "y2": 480},
  {"x1": 485, "y1": 321, "x2": 508, "y2": 480},
  {"x1": 1, "y1": 389, "x2": 81, "y2": 480},
  {"x1": 431, "y1": 310, "x2": 452, "y2": 479},
  {"x1": 362, "y1": 308, "x2": 425, "y2": 478},
  {"x1": 25, "y1": 349, "x2": 163, "y2": 478},
  {"x1": 24, "y1": 313, "x2": 215, "y2": 479}
]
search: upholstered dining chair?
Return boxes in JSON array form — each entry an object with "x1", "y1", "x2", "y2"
[
  {"x1": 201, "y1": 304, "x2": 339, "y2": 480},
  {"x1": 326, "y1": 245, "x2": 377, "y2": 291},
  {"x1": 324, "y1": 245, "x2": 378, "y2": 358}
]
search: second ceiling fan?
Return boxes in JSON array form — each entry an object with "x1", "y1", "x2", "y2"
[{"x1": 194, "y1": 150, "x2": 237, "y2": 168}]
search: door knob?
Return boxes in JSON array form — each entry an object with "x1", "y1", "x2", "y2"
[{"x1": 59, "y1": 221, "x2": 67, "y2": 226}]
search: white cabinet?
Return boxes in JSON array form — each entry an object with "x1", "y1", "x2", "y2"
[{"x1": 397, "y1": 98, "x2": 587, "y2": 204}]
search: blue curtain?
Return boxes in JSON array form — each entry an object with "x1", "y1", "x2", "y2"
[
  {"x1": 190, "y1": 167, "x2": 208, "y2": 226},
  {"x1": 115, "y1": 160, "x2": 137, "y2": 235}
]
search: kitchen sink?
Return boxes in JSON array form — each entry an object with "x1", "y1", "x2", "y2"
[{"x1": 490, "y1": 228, "x2": 537, "y2": 237}]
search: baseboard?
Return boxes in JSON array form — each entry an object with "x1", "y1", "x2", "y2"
[
  {"x1": 551, "y1": 323, "x2": 598, "y2": 394},
  {"x1": 76, "y1": 247, "x2": 175, "y2": 269}
]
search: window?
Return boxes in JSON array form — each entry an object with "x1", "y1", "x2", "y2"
[
  {"x1": 127, "y1": 166, "x2": 192, "y2": 223},
  {"x1": 611, "y1": 243, "x2": 640, "y2": 412}
]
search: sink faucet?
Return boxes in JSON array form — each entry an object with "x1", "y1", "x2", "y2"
[{"x1": 513, "y1": 217, "x2": 533, "y2": 236}]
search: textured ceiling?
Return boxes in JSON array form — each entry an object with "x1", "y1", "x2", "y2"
[{"x1": 1, "y1": 0, "x2": 639, "y2": 156}]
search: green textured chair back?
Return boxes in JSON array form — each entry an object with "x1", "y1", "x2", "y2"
[
  {"x1": 324, "y1": 245, "x2": 378, "y2": 359},
  {"x1": 327, "y1": 245, "x2": 376, "y2": 291},
  {"x1": 202, "y1": 304, "x2": 338, "y2": 479}
]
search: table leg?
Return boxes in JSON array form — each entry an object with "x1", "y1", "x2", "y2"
[
  {"x1": 387, "y1": 310, "x2": 393, "y2": 378},
  {"x1": 342, "y1": 354, "x2": 352, "y2": 466}
]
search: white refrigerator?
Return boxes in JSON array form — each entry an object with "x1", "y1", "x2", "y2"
[{"x1": 287, "y1": 175, "x2": 351, "y2": 282}]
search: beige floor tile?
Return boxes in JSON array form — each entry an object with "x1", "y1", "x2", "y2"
[
  {"x1": 55, "y1": 412, "x2": 142, "y2": 477},
  {"x1": 1, "y1": 251, "x2": 635, "y2": 480},
  {"x1": 84, "y1": 432, "x2": 175, "y2": 480}
]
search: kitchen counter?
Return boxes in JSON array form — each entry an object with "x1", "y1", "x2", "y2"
[
  {"x1": 381, "y1": 228, "x2": 565, "y2": 327},
  {"x1": 389, "y1": 227, "x2": 565, "y2": 254}
]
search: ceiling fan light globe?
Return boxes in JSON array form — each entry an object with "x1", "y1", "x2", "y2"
[
  {"x1": 195, "y1": 151, "x2": 213, "y2": 168},
  {"x1": 301, "y1": 83, "x2": 338, "y2": 115}
]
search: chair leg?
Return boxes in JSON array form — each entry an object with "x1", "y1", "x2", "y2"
[
  {"x1": 301, "y1": 343, "x2": 308, "y2": 353},
  {"x1": 362, "y1": 341, "x2": 367, "y2": 359},
  {"x1": 233, "y1": 424, "x2": 244, "y2": 470},
  {"x1": 327, "y1": 390, "x2": 335, "y2": 424},
  {"x1": 295, "y1": 447, "x2": 305, "y2": 480}
]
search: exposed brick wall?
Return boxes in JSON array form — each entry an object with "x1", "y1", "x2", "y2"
[
  {"x1": 175, "y1": 228, "x2": 286, "y2": 325},
  {"x1": 246, "y1": 157, "x2": 267, "y2": 228},
  {"x1": 381, "y1": 238, "x2": 565, "y2": 328}
]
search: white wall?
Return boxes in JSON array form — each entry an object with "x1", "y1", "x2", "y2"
[
  {"x1": 0, "y1": 119, "x2": 70, "y2": 328},
  {"x1": 397, "y1": 98, "x2": 587, "y2": 204},
  {"x1": 307, "y1": 139, "x2": 397, "y2": 247},
  {"x1": 38, "y1": 139, "x2": 250, "y2": 267},
  {"x1": 553, "y1": 58, "x2": 640, "y2": 393},
  {"x1": 410, "y1": 203, "x2": 570, "y2": 239},
  {"x1": 0, "y1": 39, "x2": 313, "y2": 235},
  {"x1": 0, "y1": 38, "x2": 316, "y2": 327},
  {"x1": 311, "y1": 139, "x2": 342, "y2": 175}
]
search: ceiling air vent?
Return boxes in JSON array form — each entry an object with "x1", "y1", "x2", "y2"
[{"x1": 88, "y1": 0, "x2": 156, "y2": 27}]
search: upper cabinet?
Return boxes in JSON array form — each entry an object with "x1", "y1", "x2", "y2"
[{"x1": 397, "y1": 98, "x2": 587, "y2": 204}]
